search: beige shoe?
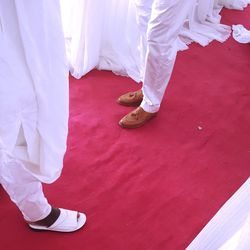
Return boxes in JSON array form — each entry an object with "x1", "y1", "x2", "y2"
[
  {"x1": 119, "y1": 107, "x2": 157, "y2": 129},
  {"x1": 117, "y1": 89, "x2": 143, "y2": 107}
]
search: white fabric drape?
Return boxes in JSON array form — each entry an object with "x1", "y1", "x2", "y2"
[
  {"x1": 60, "y1": 0, "x2": 141, "y2": 81},
  {"x1": 187, "y1": 178, "x2": 250, "y2": 250},
  {"x1": 60, "y1": 0, "x2": 105, "y2": 79},
  {"x1": 59, "y1": 0, "x2": 242, "y2": 82},
  {"x1": 0, "y1": 138, "x2": 51, "y2": 222}
]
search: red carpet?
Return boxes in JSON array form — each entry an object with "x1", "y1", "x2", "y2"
[{"x1": 1, "y1": 7, "x2": 250, "y2": 250}]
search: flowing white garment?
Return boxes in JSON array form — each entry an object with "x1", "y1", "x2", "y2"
[
  {"x1": 60, "y1": 0, "x2": 236, "y2": 81},
  {"x1": 179, "y1": 0, "x2": 231, "y2": 47},
  {"x1": 187, "y1": 178, "x2": 250, "y2": 250},
  {"x1": 0, "y1": 0, "x2": 68, "y2": 183}
]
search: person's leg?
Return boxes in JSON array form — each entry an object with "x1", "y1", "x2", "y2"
[
  {"x1": 117, "y1": 0, "x2": 153, "y2": 107},
  {"x1": 141, "y1": 0, "x2": 194, "y2": 113},
  {"x1": 0, "y1": 145, "x2": 52, "y2": 223},
  {"x1": 119, "y1": 0, "x2": 194, "y2": 128},
  {"x1": 0, "y1": 1, "x2": 86, "y2": 232},
  {"x1": 0, "y1": 146, "x2": 85, "y2": 231},
  {"x1": 0, "y1": 137, "x2": 85, "y2": 232}
]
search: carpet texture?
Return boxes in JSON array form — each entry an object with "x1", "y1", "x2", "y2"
[{"x1": 1, "y1": 6, "x2": 249, "y2": 250}]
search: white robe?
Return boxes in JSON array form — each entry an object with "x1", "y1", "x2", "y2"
[{"x1": 0, "y1": 0, "x2": 68, "y2": 184}]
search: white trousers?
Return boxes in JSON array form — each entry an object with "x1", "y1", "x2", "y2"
[
  {"x1": 135, "y1": 0, "x2": 195, "y2": 113},
  {"x1": 0, "y1": 137, "x2": 51, "y2": 222}
]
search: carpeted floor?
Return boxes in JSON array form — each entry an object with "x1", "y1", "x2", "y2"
[{"x1": 1, "y1": 6, "x2": 249, "y2": 250}]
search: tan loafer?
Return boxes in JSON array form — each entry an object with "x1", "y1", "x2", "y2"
[
  {"x1": 117, "y1": 89, "x2": 143, "y2": 107},
  {"x1": 119, "y1": 107, "x2": 157, "y2": 129}
]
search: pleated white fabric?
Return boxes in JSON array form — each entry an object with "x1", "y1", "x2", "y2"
[
  {"x1": 60, "y1": 0, "x2": 141, "y2": 82},
  {"x1": 60, "y1": 0, "x2": 243, "y2": 82},
  {"x1": 187, "y1": 178, "x2": 250, "y2": 250},
  {"x1": 60, "y1": 0, "x2": 104, "y2": 79},
  {"x1": 179, "y1": 0, "x2": 232, "y2": 47},
  {"x1": 0, "y1": 0, "x2": 68, "y2": 183}
]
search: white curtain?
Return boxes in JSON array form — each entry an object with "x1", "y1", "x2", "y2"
[
  {"x1": 60, "y1": 0, "x2": 248, "y2": 81},
  {"x1": 60, "y1": 0, "x2": 104, "y2": 79},
  {"x1": 60, "y1": 0, "x2": 141, "y2": 81}
]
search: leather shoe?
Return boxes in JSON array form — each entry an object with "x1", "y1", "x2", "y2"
[
  {"x1": 119, "y1": 107, "x2": 157, "y2": 129},
  {"x1": 117, "y1": 89, "x2": 143, "y2": 107}
]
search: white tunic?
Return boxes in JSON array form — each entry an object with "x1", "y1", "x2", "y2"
[{"x1": 0, "y1": 0, "x2": 68, "y2": 183}]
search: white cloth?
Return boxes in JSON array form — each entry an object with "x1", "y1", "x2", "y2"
[
  {"x1": 187, "y1": 178, "x2": 250, "y2": 250},
  {"x1": 0, "y1": 0, "x2": 68, "y2": 183},
  {"x1": 232, "y1": 25, "x2": 250, "y2": 43},
  {"x1": 60, "y1": 0, "x2": 142, "y2": 82},
  {"x1": 136, "y1": 0, "x2": 195, "y2": 113},
  {"x1": 60, "y1": 0, "x2": 233, "y2": 83}
]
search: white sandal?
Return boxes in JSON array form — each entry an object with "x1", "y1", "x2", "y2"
[{"x1": 29, "y1": 208, "x2": 86, "y2": 232}]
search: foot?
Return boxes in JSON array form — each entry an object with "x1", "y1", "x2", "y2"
[
  {"x1": 117, "y1": 89, "x2": 143, "y2": 107},
  {"x1": 28, "y1": 207, "x2": 86, "y2": 232},
  {"x1": 119, "y1": 107, "x2": 157, "y2": 129}
]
